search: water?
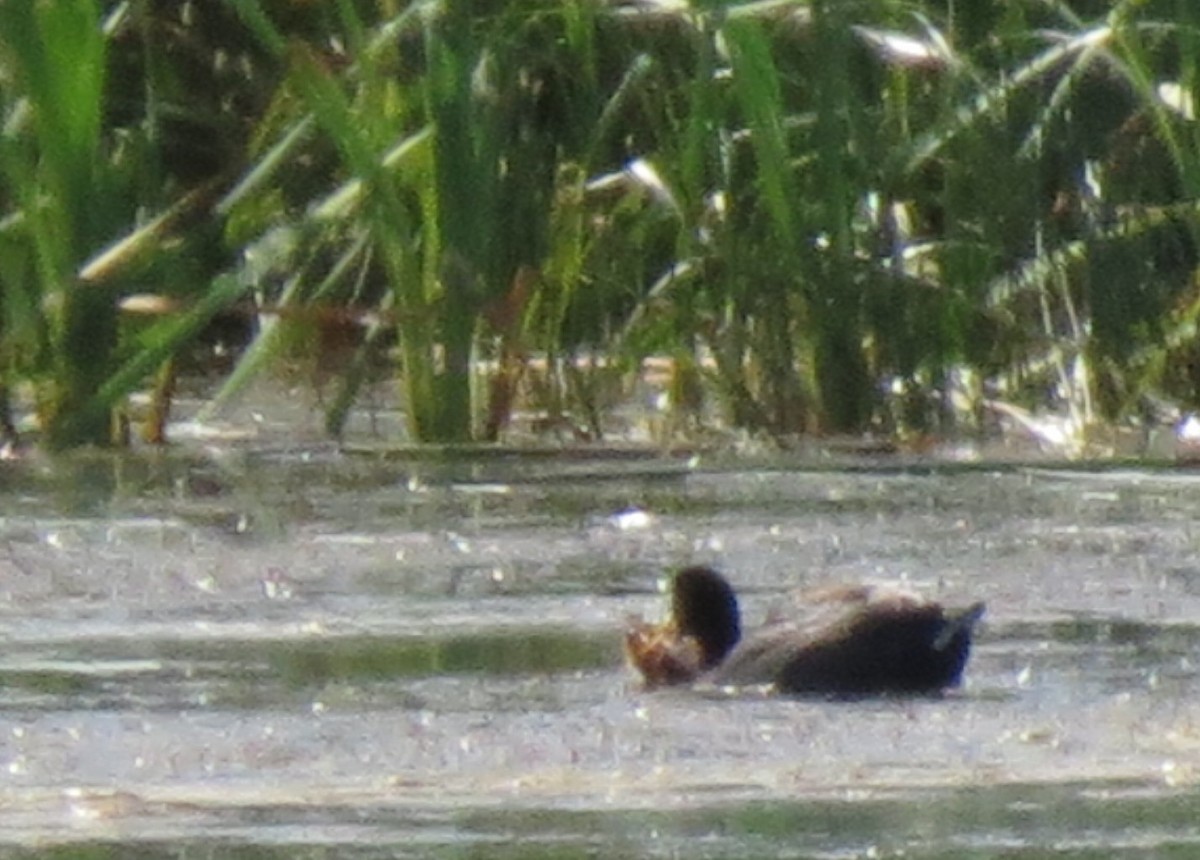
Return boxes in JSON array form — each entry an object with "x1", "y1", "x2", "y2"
[{"x1": 2, "y1": 449, "x2": 1199, "y2": 857}]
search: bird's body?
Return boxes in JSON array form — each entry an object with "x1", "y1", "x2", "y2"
[{"x1": 625, "y1": 567, "x2": 984, "y2": 696}]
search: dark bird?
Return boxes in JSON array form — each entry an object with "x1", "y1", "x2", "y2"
[{"x1": 625, "y1": 566, "x2": 984, "y2": 696}]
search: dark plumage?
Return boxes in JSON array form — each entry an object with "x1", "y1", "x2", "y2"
[{"x1": 625, "y1": 566, "x2": 984, "y2": 696}]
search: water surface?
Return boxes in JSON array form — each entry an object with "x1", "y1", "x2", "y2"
[{"x1": 2, "y1": 450, "x2": 1199, "y2": 857}]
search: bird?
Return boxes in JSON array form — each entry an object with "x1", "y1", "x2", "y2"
[{"x1": 625, "y1": 566, "x2": 985, "y2": 696}]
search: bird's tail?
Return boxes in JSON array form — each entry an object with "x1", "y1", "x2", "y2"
[{"x1": 933, "y1": 601, "x2": 986, "y2": 651}]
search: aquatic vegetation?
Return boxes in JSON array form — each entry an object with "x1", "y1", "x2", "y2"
[{"x1": 0, "y1": 0, "x2": 1198, "y2": 448}]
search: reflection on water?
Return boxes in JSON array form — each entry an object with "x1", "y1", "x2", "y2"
[
  {"x1": 7, "y1": 781, "x2": 1200, "y2": 860},
  {"x1": 2, "y1": 451, "x2": 1200, "y2": 856}
]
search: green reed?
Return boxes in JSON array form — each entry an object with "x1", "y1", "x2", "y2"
[
  {"x1": 0, "y1": 0, "x2": 116, "y2": 448},
  {"x1": 2, "y1": 0, "x2": 1199, "y2": 448},
  {"x1": 0, "y1": 1, "x2": 258, "y2": 448}
]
